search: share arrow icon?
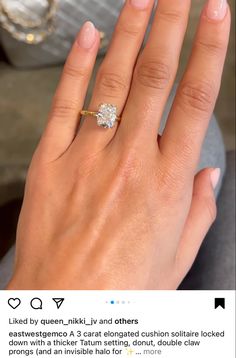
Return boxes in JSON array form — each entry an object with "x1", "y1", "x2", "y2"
[{"x1": 53, "y1": 298, "x2": 64, "y2": 309}]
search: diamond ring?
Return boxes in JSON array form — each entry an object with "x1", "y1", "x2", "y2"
[{"x1": 81, "y1": 103, "x2": 121, "y2": 129}]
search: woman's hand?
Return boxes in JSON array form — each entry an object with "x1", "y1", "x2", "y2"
[{"x1": 7, "y1": 0, "x2": 230, "y2": 290}]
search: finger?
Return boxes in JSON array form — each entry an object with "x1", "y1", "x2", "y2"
[
  {"x1": 116, "y1": 0, "x2": 191, "y2": 145},
  {"x1": 40, "y1": 22, "x2": 100, "y2": 161},
  {"x1": 160, "y1": 1, "x2": 231, "y2": 176},
  {"x1": 175, "y1": 168, "x2": 220, "y2": 280},
  {"x1": 77, "y1": 0, "x2": 155, "y2": 150}
]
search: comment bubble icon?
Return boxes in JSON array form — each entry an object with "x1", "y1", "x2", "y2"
[{"x1": 30, "y1": 298, "x2": 43, "y2": 310}]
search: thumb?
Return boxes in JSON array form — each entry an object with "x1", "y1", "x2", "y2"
[{"x1": 175, "y1": 167, "x2": 220, "y2": 280}]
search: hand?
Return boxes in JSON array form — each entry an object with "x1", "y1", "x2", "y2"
[{"x1": 7, "y1": 0, "x2": 230, "y2": 290}]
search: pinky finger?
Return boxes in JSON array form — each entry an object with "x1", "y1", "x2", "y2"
[{"x1": 175, "y1": 167, "x2": 220, "y2": 281}]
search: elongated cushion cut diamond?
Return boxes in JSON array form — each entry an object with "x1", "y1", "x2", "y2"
[{"x1": 96, "y1": 104, "x2": 118, "y2": 128}]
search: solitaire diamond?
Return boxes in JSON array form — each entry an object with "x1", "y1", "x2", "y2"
[{"x1": 96, "y1": 104, "x2": 118, "y2": 129}]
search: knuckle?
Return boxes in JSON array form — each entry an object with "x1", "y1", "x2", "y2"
[
  {"x1": 157, "y1": 8, "x2": 183, "y2": 23},
  {"x1": 203, "y1": 196, "x2": 217, "y2": 222},
  {"x1": 50, "y1": 98, "x2": 78, "y2": 120},
  {"x1": 168, "y1": 126, "x2": 202, "y2": 164},
  {"x1": 119, "y1": 158, "x2": 140, "y2": 183},
  {"x1": 196, "y1": 38, "x2": 226, "y2": 56},
  {"x1": 116, "y1": 21, "x2": 141, "y2": 38},
  {"x1": 96, "y1": 71, "x2": 129, "y2": 97},
  {"x1": 176, "y1": 137, "x2": 195, "y2": 160},
  {"x1": 135, "y1": 60, "x2": 171, "y2": 90},
  {"x1": 116, "y1": 150, "x2": 144, "y2": 187},
  {"x1": 156, "y1": 164, "x2": 186, "y2": 201},
  {"x1": 192, "y1": 192, "x2": 217, "y2": 223},
  {"x1": 178, "y1": 81, "x2": 216, "y2": 114},
  {"x1": 63, "y1": 63, "x2": 88, "y2": 80}
]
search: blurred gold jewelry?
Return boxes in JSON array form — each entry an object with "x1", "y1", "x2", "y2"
[
  {"x1": 99, "y1": 31, "x2": 109, "y2": 50},
  {"x1": 0, "y1": 0, "x2": 57, "y2": 44},
  {"x1": 0, "y1": 0, "x2": 57, "y2": 28}
]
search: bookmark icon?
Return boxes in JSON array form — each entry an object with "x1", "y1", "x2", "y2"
[
  {"x1": 53, "y1": 298, "x2": 64, "y2": 309},
  {"x1": 215, "y1": 298, "x2": 225, "y2": 309}
]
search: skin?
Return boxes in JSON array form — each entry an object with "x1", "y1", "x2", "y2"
[{"x1": 6, "y1": 0, "x2": 231, "y2": 290}]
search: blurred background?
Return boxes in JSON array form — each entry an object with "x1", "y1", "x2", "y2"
[{"x1": 0, "y1": 0, "x2": 235, "y2": 260}]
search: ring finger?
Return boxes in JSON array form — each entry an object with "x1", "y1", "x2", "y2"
[{"x1": 77, "y1": 0, "x2": 155, "y2": 150}]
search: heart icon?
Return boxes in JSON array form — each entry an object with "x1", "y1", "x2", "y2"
[{"x1": 8, "y1": 298, "x2": 21, "y2": 309}]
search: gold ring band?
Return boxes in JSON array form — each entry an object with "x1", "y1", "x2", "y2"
[
  {"x1": 80, "y1": 110, "x2": 97, "y2": 117},
  {"x1": 80, "y1": 110, "x2": 121, "y2": 121}
]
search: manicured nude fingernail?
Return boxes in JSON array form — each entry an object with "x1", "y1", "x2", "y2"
[
  {"x1": 206, "y1": 0, "x2": 228, "y2": 20},
  {"x1": 130, "y1": 0, "x2": 150, "y2": 10},
  {"x1": 77, "y1": 21, "x2": 96, "y2": 49},
  {"x1": 210, "y1": 168, "x2": 221, "y2": 189}
]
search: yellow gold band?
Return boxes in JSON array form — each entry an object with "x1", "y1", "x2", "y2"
[
  {"x1": 80, "y1": 110, "x2": 121, "y2": 122},
  {"x1": 80, "y1": 110, "x2": 97, "y2": 117}
]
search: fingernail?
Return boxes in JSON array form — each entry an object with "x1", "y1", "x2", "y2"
[
  {"x1": 206, "y1": 0, "x2": 228, "y2": 20},
  {"x1": 77, "y1": 21, "x2": 96, "y2": 49},
  {"x1": 130, "y1": 0, "x2": 150, "y2": 10},
  {"x1": 210, "y1": 168, "x2": 221, "y2": 189}
]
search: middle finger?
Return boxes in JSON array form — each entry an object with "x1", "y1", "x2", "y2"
[{"x1": 117, "y1": 0, "x2": 191, "y2": 144}]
